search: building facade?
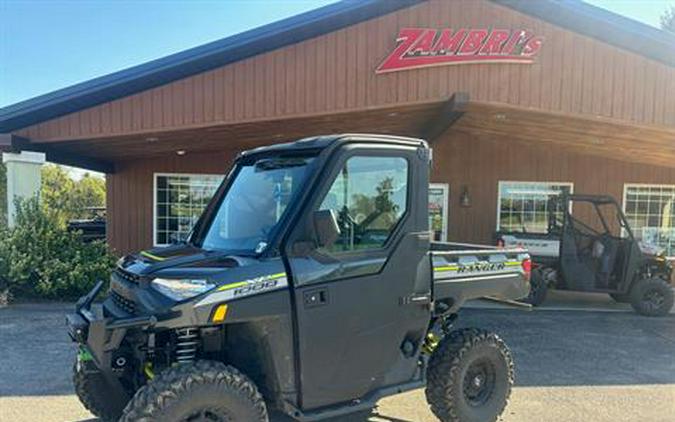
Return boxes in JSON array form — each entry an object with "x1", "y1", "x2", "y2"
[{"x1": 1, "y1": 0, "x2": 674, "y2": 256}]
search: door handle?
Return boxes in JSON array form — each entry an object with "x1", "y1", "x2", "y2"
[
  {"x1": 304, "y1": 288, "x2": 329, "y2": 308},
  {"x1": 400, "y1": 293, "x2": 432, "y2": 306}
]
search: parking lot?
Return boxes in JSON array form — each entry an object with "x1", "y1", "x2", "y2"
[{"x1": 1, "y1": 297, "x2": 674, "y2": 422}]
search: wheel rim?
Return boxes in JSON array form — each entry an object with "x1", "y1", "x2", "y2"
[
  {"x1": 642, "y1": 289, "x2": 665, "y2": 312},
  {"x1": 463, "y1": 358, "x2": 497, "y2": 406},
  {"x1": 183, "y1": 408, "x2": 231, "y2": 422}
]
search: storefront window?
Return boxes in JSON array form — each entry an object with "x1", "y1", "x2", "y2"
[
  {"x1": 623, "y1": 184, "x2": 675, "y2": 257},
  {"x1": 429, "y1": 183, "x2": 449, "y2": 241},
  {"x1": 154, "y1": 173, "x2": 224, "y2": 246},
  {"x1": 497, "y1": 181, "x2": 573, "y2": 233}
]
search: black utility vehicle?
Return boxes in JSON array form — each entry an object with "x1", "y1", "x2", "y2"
[
  {"x1": 497, "y1": 194, "x2": 673, "y2": 316},
  {"x1": 67, "y1": 134, "x2": 530, "y2": 422}
]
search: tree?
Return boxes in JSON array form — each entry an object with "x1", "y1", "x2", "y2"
[
  {"x1": 41, "y1": 164, "x2": 105, "y2": 223},
  {"x1": 662, "y1": 6, "x2": 675, "y2": 32}
]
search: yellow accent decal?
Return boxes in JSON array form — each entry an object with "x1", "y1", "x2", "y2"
[
  {"x1": 217, "y1": 281, "x2": 249, "y2": 291},
  {"x1": 216, "y1": 273, "x2": 287, "y2": 291},
  {"x1": 144, "y1": 362, "x2": 155, "y2": 380},
  {"x1": 212, "y1": 304, "x2": 228, "y2": 323},
  {"x1": 434, "y1": 266, "x2": 459, "y2": 272},
  {"x1": 140, "y1": 251, "x2": 166, "y2": 261}
]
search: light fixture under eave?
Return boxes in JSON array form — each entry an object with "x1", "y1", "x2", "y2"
[
  {"x1": 176, "y1": 150, "x2": 187, "y2": 156},
  {"x1": 146, "y1": 137, "x2": 159, "y2": 143}
]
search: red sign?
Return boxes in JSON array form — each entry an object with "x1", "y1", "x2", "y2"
[{"x1": 376, "y1": 28, "x2": 544, "y2": 73}]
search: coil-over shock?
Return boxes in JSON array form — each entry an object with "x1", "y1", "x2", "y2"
[{"x1": 175, "y1": 327, "x2": 200, "y2": 363}]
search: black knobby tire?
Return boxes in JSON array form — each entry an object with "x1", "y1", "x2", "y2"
[
  {"x1": 630, "y1": 277, "x2": 674, "y2": 317},
  {"x1": 73, "y1": 362, "x2": 127, "y2": 421},
  {"x1": 120, "y1": 360, "x2": 268, "y2": 422},
  {"x1": 523, "y1": 268, "x2": 547, "y2": 306},
  {"x1": 425, "y1": 328, "x2": 514, "y2": 422}
]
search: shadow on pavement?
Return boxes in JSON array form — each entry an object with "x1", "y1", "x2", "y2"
[{"x1": 2, "y1": 302, "x2": 674, "y2": 400}]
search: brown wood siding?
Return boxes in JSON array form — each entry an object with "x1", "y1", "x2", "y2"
[
  {"x1": 106, "y1": 150, "x2": 239, "y2": 254},
  {"x1": 108, "y1": 128, "x2": 675, "y2": 255},
  {"x1": 17, "y1": 0, "x2": 675, "y2": 143},
  {"x1": 434, "y1": 130, "x2": 675, "y2": 245}
]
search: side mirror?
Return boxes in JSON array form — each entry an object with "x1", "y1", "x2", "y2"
[{"x1": 314, "y1": 209, "x2": 340, "y2": 248}]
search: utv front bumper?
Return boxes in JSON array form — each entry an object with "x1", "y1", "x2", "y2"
[{"x1": 66, "y1": 281, "x2": 157, "y2": 402}]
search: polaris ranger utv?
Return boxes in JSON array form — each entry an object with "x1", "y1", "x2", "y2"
[
  {"x1": 497, "y1": 194, "x2": 673, "y2": 316},
  {"x1": 67, "y1": 134, "x2": 530, "y2": 422}
]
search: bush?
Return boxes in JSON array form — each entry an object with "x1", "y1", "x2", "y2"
[{"x1": 0, "y1": 198, "x2": 116, "y2": 301}]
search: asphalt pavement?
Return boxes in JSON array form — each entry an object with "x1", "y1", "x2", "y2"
[{"x1": 1, "y1": 300, "x2": 674, "y2": 422}]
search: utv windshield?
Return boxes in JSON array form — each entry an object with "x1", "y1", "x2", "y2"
[{"x1": 200, "y1": 156, "x2": 314, "y2": 253}]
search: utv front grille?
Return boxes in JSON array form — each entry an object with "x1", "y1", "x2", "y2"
[
  {"x1": 114, "y1": 268, "x2": 142, "y2": 285},
  {"x1": 111, "y1": 291, "x2": 137, "y2": 315}
]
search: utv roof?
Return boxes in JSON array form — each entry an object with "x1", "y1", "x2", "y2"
[{"x1": 238, "y1": 134, "x2": 428, "y2": 159}]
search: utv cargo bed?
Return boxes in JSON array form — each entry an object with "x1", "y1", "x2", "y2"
[{"x1": 430, "y1": 242, "x2": 530, "y2": 312}]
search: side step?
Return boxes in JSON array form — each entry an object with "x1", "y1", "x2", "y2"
[{"x1": 285, "y1": 380, "x2": 425, "y2": 421}]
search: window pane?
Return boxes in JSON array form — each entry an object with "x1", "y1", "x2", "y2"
[
  {"x1": 624, "y1": 185, "x2": 675, "y2": 257},
  {"x1": 318, "y1": 156, "x2": 408, "y2": 253},
  {"x1": 498, "y1": 182, "x2": 572, "y2": 234},
  {"x1": 155, "y1": 174, "x2": 223, "y2": 246}
]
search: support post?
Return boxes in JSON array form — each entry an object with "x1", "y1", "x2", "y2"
[{"x1": 2, "y1": 151, "x2": 46, "y2": 227}]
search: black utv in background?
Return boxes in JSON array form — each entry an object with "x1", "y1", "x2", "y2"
[
  {"x1": 497, "y1": 194, "x2": 673, "y2": 316},
  {"x1": 67, "y1": 134, "x2": 531, "y2": 422}
]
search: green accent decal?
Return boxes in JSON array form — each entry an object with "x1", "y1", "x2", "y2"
[
  {"x1": 434, "y1": 266, "x2": 459, "y2": 272},
  {"x1": 216, "y1": 272, "x2": 287, "y2": 291},
  {"x1": 78, "y1": 346, "x2": 94, "y2": 362},
  {"x1": 140, "y1": 251, "x2": 167, "y2": 261}
]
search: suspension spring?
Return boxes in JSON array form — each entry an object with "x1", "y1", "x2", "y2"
[{"x1": 175, "y1": 327, "x2": 199, "y2": 363}]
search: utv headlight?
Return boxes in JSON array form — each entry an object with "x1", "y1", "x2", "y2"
[{"x1": 150, "y1": 278, "x2": 216, "y2": 301}]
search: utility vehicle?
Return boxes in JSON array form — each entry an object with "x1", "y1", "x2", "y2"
[
  {"x1": 497, "y1": 194, "x2": 673, "y2": 316},
  {"x1": 67, "y1": 134, "x2": 530, "y2": 422}
]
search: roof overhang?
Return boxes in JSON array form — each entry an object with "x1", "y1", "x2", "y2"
[
  {"x1": 454, "y1": 102, "x2": 675, "y2": 169},
  {"x1": 7, "y1": 97, "x2": 674, "y2": 172},
  {"x1": 2, "y1": 96, "x2": 465, "y2": 172}
]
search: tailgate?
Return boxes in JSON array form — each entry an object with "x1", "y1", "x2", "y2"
[{"x1": 432, "y1": 248, "x2": 530, "y2": 311}]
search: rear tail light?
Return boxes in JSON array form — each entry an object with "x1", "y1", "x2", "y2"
[{"x1": 522, "y1": 258, "x2": 532, "y2": 282}]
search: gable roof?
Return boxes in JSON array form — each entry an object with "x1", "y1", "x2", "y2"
[{"x1": 1, "y1": 0, "x2": 673, "y2": 133}]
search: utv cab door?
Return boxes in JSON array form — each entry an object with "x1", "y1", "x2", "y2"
[{"x1": 285, "y1": 144, "x2": 432, "y2": 411}]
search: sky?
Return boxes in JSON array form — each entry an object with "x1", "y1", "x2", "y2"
[{"x1": 1, "y1": 0, "x2": 673, "y2": 108}]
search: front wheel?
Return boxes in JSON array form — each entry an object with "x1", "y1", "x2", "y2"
[
  {"x1": 120, "y1": 360, "x2": 268, "y2": 422},
  {"x1": 73, "y1": 361, "x2": 127, "y2": 421},
  {"x1": 425, "y1": 328, "x2": 514, "y2": 422},
  {"x1": 630, "y1": 277, "x2": 674, "y2": 317}
]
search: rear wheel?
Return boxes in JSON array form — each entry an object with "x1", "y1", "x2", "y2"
[
  {"x1": 630, "y1": 277, "x2": 674, "y2": 317},
  {"x1": 523, "y1": 268, "x2": 547, "y2": 306},
  {"x1": 120, "y1": 360, "x2": 268, "y2": 422},
  {"x1": 425, "y1": 328, "x2": 514, "y2": 422},
  {"x1": 73, "y1": 361, "x2": 126, "y2": 421}
]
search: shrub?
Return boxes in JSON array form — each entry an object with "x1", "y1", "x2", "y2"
[{"x1": 0, "y1": 198, "x2": 116, "y2": 301}]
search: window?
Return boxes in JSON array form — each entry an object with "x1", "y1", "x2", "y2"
[
  {"x1": 201, "y1": 156, "x2": 314, "y2": 253},
  {"x1": 623, "y1": 184, "x2": 675, "y2": 257},
  {"x1": 154, "y1": 173, "x2": 224, "y2": 246},
  {"x1": 429, "y1": 183, "x2": 449, "y2": 241},
  {"x1": 497, "y1": 181, "x2": 573, "y2": 233},
  {"x1": 318, "y1": 156, "x2": 408, "y2": 252}
]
